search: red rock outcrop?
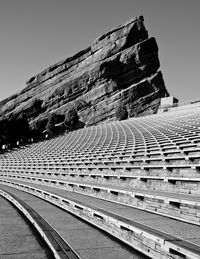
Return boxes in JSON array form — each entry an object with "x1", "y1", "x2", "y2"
[{"x1": 0, "y1": 16, "x2": 168, "y2": 126}]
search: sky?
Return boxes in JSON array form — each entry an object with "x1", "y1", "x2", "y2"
[{"x1": 0, "y1": 0, "x2": 200, "y2": 103}]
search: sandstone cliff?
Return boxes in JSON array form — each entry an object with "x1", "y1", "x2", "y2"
[{"x1": 0, "y1": 16, "x2": 168, "y2": 127}]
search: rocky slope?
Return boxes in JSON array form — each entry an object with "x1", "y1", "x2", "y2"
[{"x1": 0, "y1": 16, "x2": 168, "y2": 127}]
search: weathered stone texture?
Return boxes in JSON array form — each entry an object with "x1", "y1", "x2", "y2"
[{"x1": 0, "y1": 16, "x2": 168, "y2": 126}]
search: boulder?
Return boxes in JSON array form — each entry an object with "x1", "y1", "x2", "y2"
[{"x1": 0, "y1": 15, "x2": 168, "y2": 127}]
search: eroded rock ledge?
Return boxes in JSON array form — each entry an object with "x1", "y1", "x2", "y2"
[{"x1": 0, "y1": 16, "x2": 168, "y2": 126}]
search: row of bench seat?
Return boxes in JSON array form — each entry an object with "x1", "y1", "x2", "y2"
[{"x1": 1, "y1": 106, "x2": 200, "y2": 228}]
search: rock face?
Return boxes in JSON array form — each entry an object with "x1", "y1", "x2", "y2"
[{"x1": 0, "y1": 16, "x2": 168, "y2": 126}]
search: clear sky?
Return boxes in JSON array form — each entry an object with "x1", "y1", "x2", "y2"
[{"x1": 0, "y1": 0, "x2": 200, "y2": 103}]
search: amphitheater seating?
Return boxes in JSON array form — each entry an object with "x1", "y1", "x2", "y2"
[{"x1": 1, "y1": 104, "x2": 200, "y2": 257}]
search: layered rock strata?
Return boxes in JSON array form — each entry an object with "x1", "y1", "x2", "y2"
[{"x1": 0, "y1": 16, "x2": 168, "y2": 126}]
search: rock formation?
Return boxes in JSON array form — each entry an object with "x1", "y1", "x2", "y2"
[{"x1": 0, "y1": 16, "x2": 168, "y2": 127}]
